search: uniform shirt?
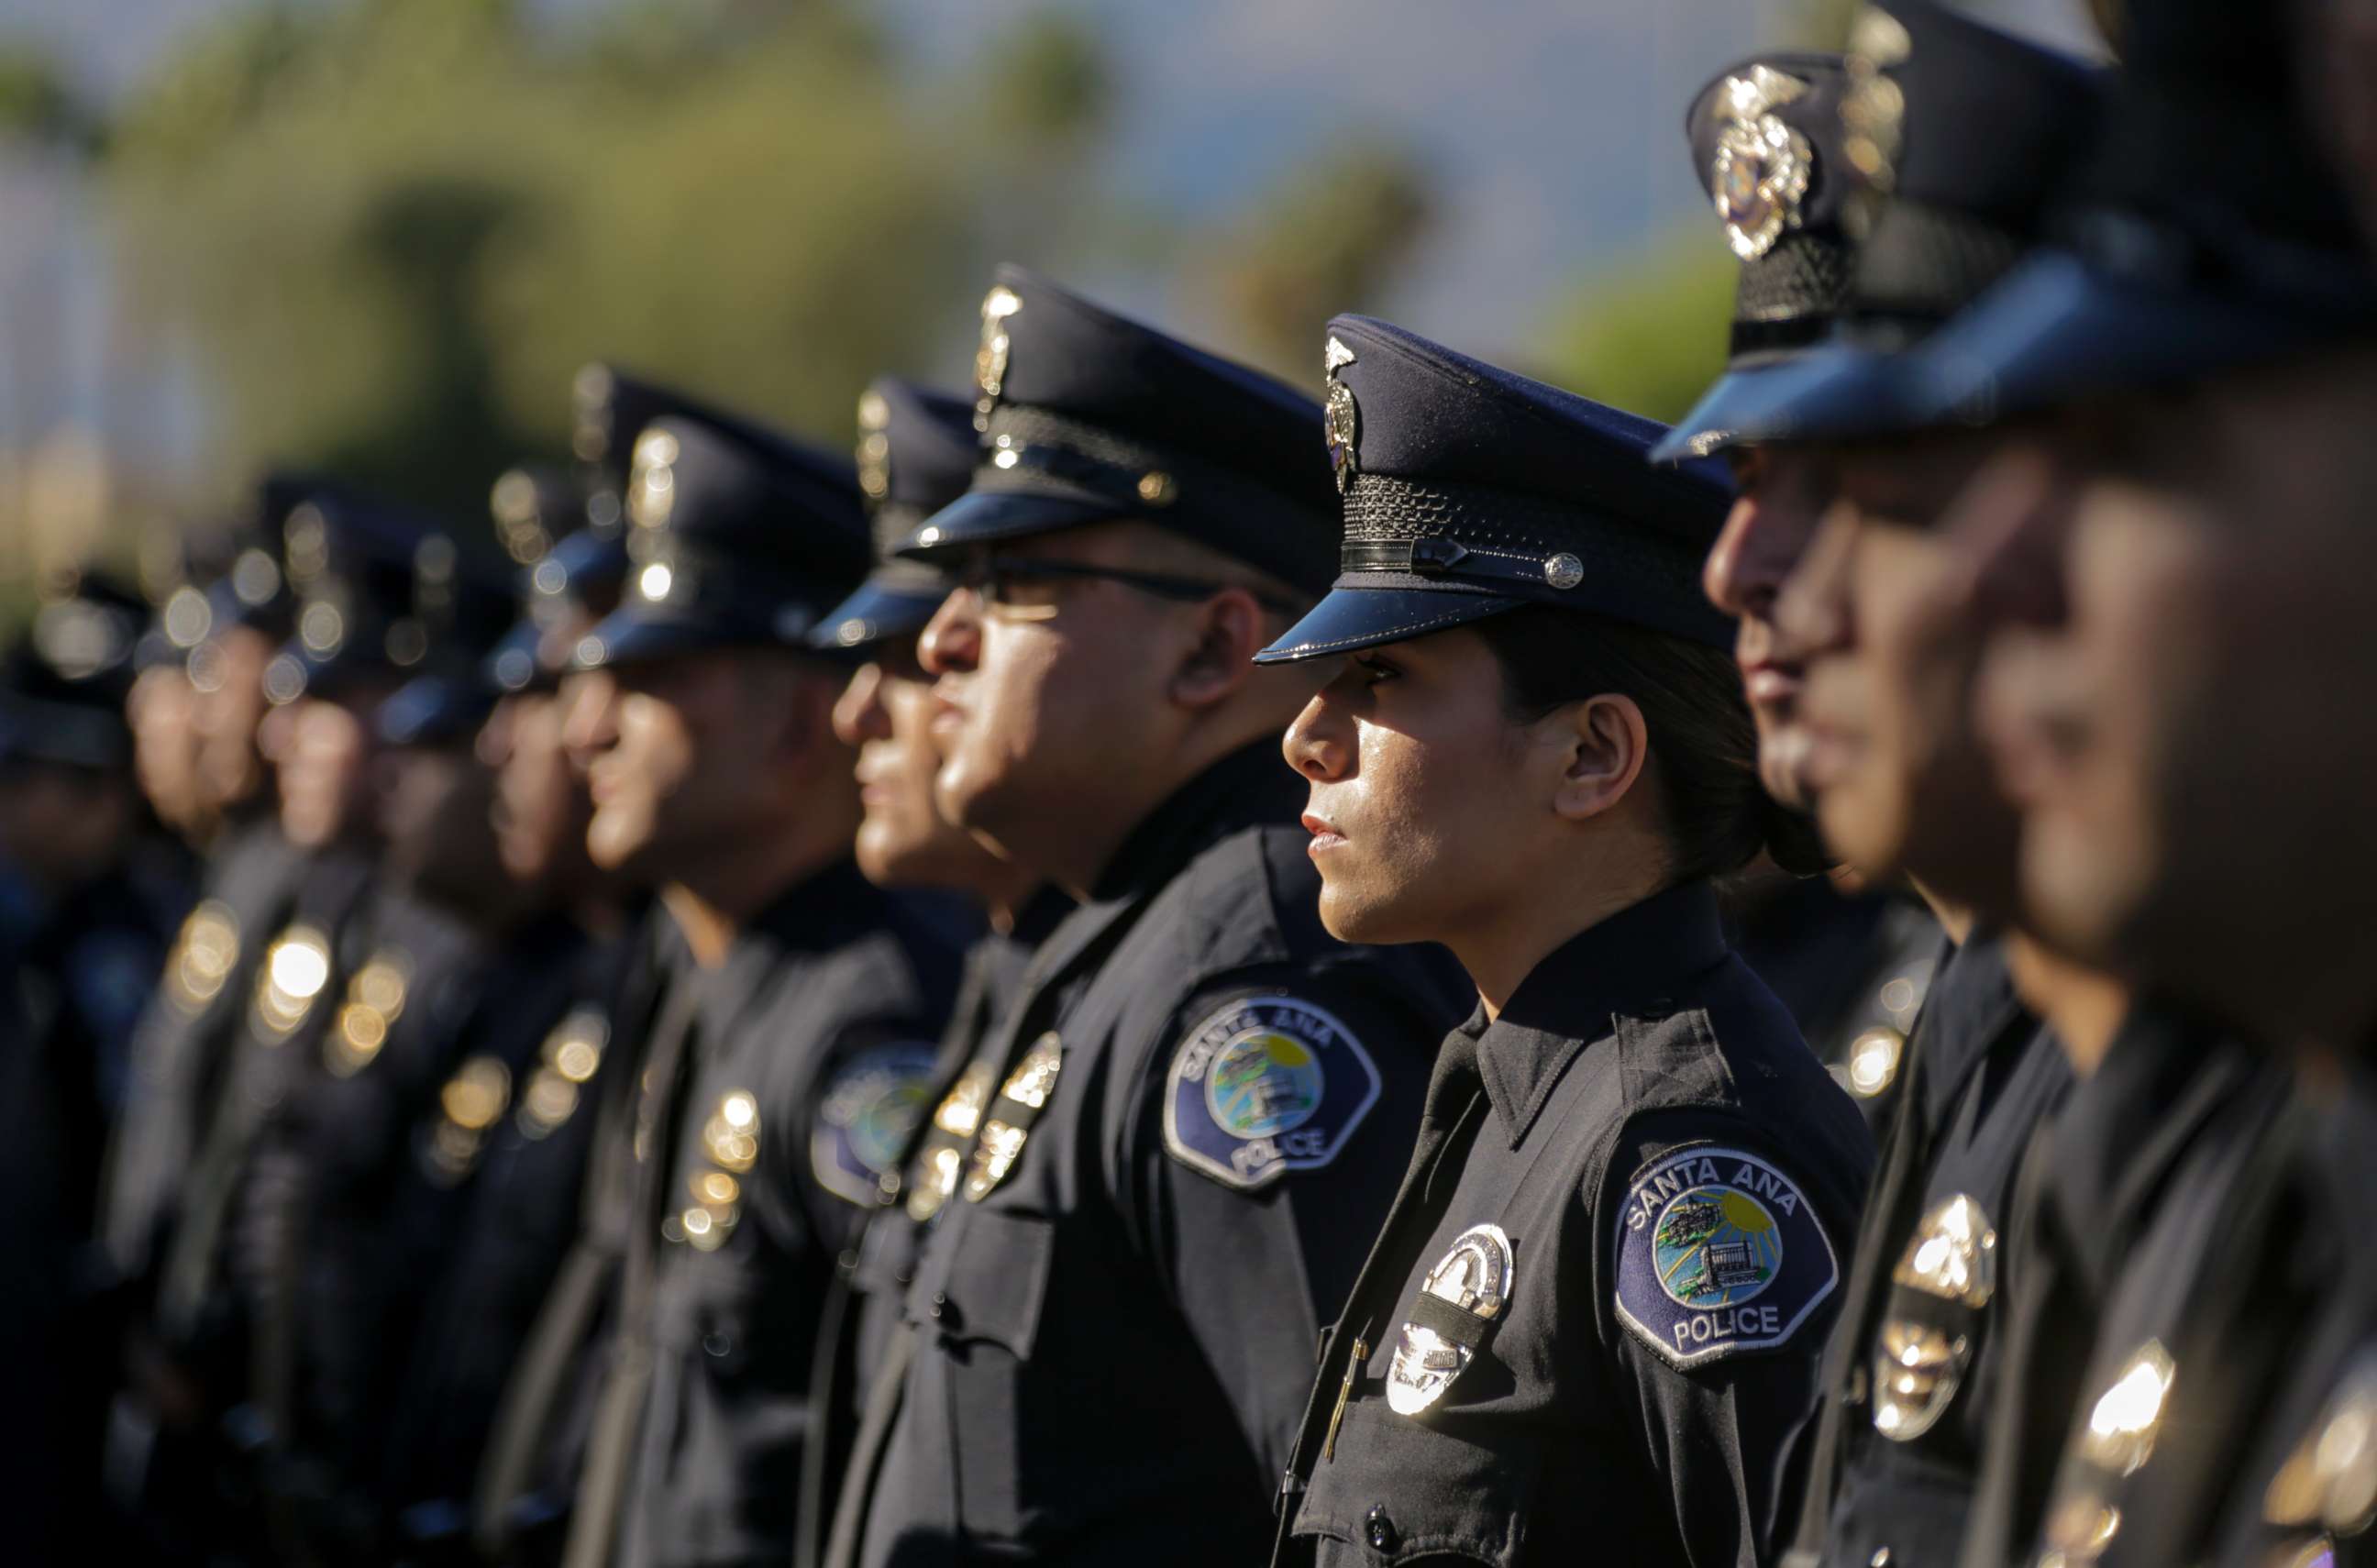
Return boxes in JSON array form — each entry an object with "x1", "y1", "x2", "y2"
[
  {"x1": 841, "y1": 744, "x2": 1467, "y2": 1568},
  {"x1": 1278, "y1": 880, "x2": 1873, "y2": 1568},
  {"x1": 1954, "y1": 1005, "x2": 2274, "y2": 1568},
  {"x1": 797, "y1": 888, "x2": 1071, "y2": 1568},
  {"x1": 379, "y1": 914, "x2": 656, "y2": 1545},
  {"x1": 581, "y1": 860, "x2": 966, "y2": 1568},
  {"x1": 104, "y1": 815, "x2": 307, "y2": 1289},
  {"x1": 1786, "y1": 933, "x2": 2075, "y2": 1568}
]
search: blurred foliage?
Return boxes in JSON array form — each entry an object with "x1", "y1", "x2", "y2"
[
  {"x1": 1545, "y1": 231, "x2": 1737, "y2": 425},
  {"x1": 0, "y1": 45, "x2": 99, "y2": 154},
  {"x1": 94, "y1": 0, "x2": 1128, "y2": 522},
  {"x1": 1200, "y1": 138, "x2": 1435, "y2": 386}
]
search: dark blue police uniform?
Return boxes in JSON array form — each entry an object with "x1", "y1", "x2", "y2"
[
  {"x1": 557, "y1": 400, "x2": 969, "y2": 1568},
  {"x1": 1256, "y1": 315, "x2": 1872, "y2": 1568},
  {"x1": 828, "y1": 269, "x2": 1469, "y2": 1568}
]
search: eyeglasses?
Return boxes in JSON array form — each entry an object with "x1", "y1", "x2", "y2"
[{"x1": 949, "y1": 554, "x2": 1302, "y2": 620}]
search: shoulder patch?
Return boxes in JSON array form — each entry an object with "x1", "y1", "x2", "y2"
[
  {"x1": 811, "y1": 1041, "x2": 939, "y2": 1207},
  {"x1": 1613, "y1": 1143, "x2": 1840, "y2": 1368},
  {"x1": 1162, "y1": 994, "x2": 1379, "y2": 1192}
]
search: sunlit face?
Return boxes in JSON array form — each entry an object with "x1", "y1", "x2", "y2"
[
  {"x1": 275, "y1": 691, "x2": 382, "y2": 850},
  {"x1": 1281, "y1": 627, "x2": 1562, "y2": 947},
  {"x1": 566, "y1": 649, "x2": 799, "y2": 879},
  {"x1": 1705, "y1": 444, "x2": 1841, "y2": 809},
  {"x1": 129, "y1": 663, "x2": 211, "y2": 841},
  {"x1": 1973, "y1": 356, "x2": 2377, "y2": 1026},
  {"x1": 915, "y1": 528, "x2": 1173, "y2": 849},
  {"x1": 190, "y1": 626, "x2": 275, "y2": 815},
  {"x1": 482, "y1": 690, "x2": 589, "y2": 887},
  {"x1": 834, "y1": 636, "x2": 1004, "y2": 889},
  {"x1": 1784, "y1": 429, "x2": 2018, "y2": 910}
]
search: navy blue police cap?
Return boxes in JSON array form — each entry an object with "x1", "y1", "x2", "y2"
[
  {"x1": 261, "y1": 483, "x2": 515, "y2": 711},
  {"x1": 485, "y1": 461, "x2": 633, "y2": 697},
  {"x1": 569, "y1": 407, "x2": 872, "y2": 673},
  {"x1": 1651, "y1": 52, "x2": 1858, "y2": 463},
  {"x1": 0, "y1": 569, "x2": 148, "y2": 771},
  {"x1": 572, "y1": 363, "x2": 797, "y2": 532},
  {"x1": 812, "y1": 378, "x2": 979, "y2": 656},
  {"x1": 1913, "y1": 0, "x2": 2377, "y2": 422},
  {"x1": 1718, "y1": 4, "x2": 2106, "y2": 447},
  {"x1": 149, "y1": 469, "x2": 321, "y2": 677},
  {"x1": 1255, "y1": 315, "x2": 1735, "y2": 667},
  {"x1": 897, "y1": 265, "x2": 1340, "y2": 594}
]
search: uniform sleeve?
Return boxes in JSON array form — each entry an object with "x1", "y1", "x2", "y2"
[
  {"x1": 1111, "y1": 970, "x2": 1434, "y2": 1485},
  {"x1": 1588, "y1": 1110, "x2": 1854, "y2": 1568}
]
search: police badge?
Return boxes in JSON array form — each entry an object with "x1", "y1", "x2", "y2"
[
  {"x1": 975, "y1": 284, "x2": 1023, "y2": 431},
  {"x1": 1387, "y1": 1223, "x2": 1515, "y2": 1416},
  {"x1": 1873, "y1": 1193, "x2": 1996, "y2": 1441},
  {"x1": 1709, "y1": 65, "x2": 1816, "y2": 260},
  {"x1": 1161, "y1": 995, "x2": 1380, "y2": 1192},
  {"x1": 1614, "y1": 1145, "x2": 1840, "y2": 1367},
  {"x1": 1323, "y1": 337, "x2": 1360, "y2": 494}
]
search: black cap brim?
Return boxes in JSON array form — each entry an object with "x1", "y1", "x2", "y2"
[
  {"x1": 568, "y1": 602, "x2": 822, "y2": 673},
  {"x1": 809, "y1": 577, "x2": 950, "y2": 656},
  {"x1": 378, "y1": 675, "x2": 496, "y2": 748},
  {"x1": 1650, "y1": 361, "x2": 1802, "y2": 463},
  {"x1": 1914, "y1": 249, "x2": 2336, "y2": 425},
  {"x1": 1254, "y1": 586, "x2": 1521, "y2": 666},
  {"x1": 1730, "y1": 342, "x2": 1927, "y2": 447},
  {"x1": 896, "y1": 487, "x2": 1132, "y2": 559}
]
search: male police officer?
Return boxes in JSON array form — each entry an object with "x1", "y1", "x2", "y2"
[
  {"x1": 1885, "y1": 0, "x2": 2377, "y2": 1559},
  {"x1": 793, "y1": 377, "x2": 1067, "y2": 1568},
  {"x1": 1657, "y1": 12, "x2": 2117, "y2": 1566},
  {"x1": 552, "y1": 402, "x2": 966, "y2": 1568},
  {"x1": 824, "y1": 267, "x2": 1466, "y2": 1568}
]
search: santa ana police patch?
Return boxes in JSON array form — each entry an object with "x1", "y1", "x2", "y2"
[
  {"x1": 1162, "y1": 995, "x2": 1378, "y2": 1191},
  {"x1": 811, "y1": 1041, "x2": 938, "y2": 1207},
  {"x1": 1614, "y1": 1144, "x2": 1839, "y2": 1368}
]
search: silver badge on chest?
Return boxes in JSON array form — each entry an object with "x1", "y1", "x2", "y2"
[
  {"x1": 1387, "y1": 1222, "x2": 1514, "y2": 1416},
  {"x1": 1873, "y1": 1193, "x2": 1997, "y2": 1442}
]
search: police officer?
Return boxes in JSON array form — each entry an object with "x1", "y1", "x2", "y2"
[
  {"x1": 550, "y1": 399, "x2": 968, "y2": 1568},
  {"x1": 792, "y1": 377, "x2": 1067, "y2": 1568},
  {"x1": 469, "y1": 367, "x2": 753, "y2": 1566},
  {"x1": 1654, "y1": 11, "x2": 2117, "y2": 1566},
  {"x1": 143, "y1": 484, "x2": 491, "y2": 1555},
  {"x1": 1250, "y1": 314, "x2": 1868, "y2": 1568},
  {"x1": 1881, "y1": 0, "x2": 2377, "y2": 1559},
  {"x1": 102, "y1": 480, "x2": 311, "y2": 1550},
  {"x1": 824, "y1": 267, "x2": 1467, "y2": 1568},
  {"x1": 0, "y1": 569, "x2": 192, "y2": 1563},
  {"x1": 375, "y1": 476, "x2": 654, "y2": 1564}
]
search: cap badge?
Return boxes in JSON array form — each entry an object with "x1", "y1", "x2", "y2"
[
  {"x1": 1323, "y1": 337, "x2": 1360, "y2": 495},
  {"x1": 975, "y1": 285, "x2": 1023, "y2": 431},
  {"x1": 1841, "y1": 6, "x2": 1912, "y2": 226},
  {"x1": 1711, "y1": 65, "x2": 1815, "y2": 260},
  {"x1": 1387, "y1": 1222, "x2": 1515, "y2": 1415},
  {"x1": 1543, "y1": 553, "x2": 1585, "y2": 591},
  {"x1": 857, "y1": 389, "x2": 892, "y2": 502},
  {"x1": 628, "y1": 427, "x2": 680, "y2": 532}
]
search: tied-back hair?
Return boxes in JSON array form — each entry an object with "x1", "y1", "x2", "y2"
[{"x1": 1475, "y1": 604, "x2": 1831, "y2": 881}]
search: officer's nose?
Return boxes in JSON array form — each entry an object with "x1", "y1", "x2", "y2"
[
  {"x1": 833, "y1": 662, "x2": 890, "y2": 746},
  {"x1": 558, "y1": 670, "x2": 621, "y2": 775},
  {"x1": 917, "y1": 588, "x2": 980, "y2": 677},
  {"x1": 1282, "y1": 678, "x2": 1354, "y2": 784},
  {"x1": 1705, "y1": 448, "x2": 1833, "y2": 622},
  {"x1": 1771, "y1": 503, "x2": 1860, "y2": 663}
]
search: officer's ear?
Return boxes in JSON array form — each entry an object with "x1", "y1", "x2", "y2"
[
  {"x1": 1552, "y1": 692, "x2": 1648, "y2": 823},
  {"x1": 1167, "y1": 586, "x2": 1269, "y2": 712}
]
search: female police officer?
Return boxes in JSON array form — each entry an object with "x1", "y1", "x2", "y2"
[{"x1": 1260, "y1": 315, "x2": 1873, "y2": 1568}]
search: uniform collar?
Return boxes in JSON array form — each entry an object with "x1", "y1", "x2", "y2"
[
  {"x1": 739, "y1": 857, "x2": 889, "y2": 955},
  {"x1": 1088, "y1": 740, "x2": 1305, "y2": 904},
  {"x1": 1915, "y1": 929, "x2": 2033, "y2": 1132},
  {"x1": 1476, "y1": 879, "x2": 1731, "y2": 1144}
]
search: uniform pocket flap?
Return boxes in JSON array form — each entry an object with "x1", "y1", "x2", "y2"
[{"x1": 934, "y1": 1208, "x2": 1056, "y2": 1358}]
